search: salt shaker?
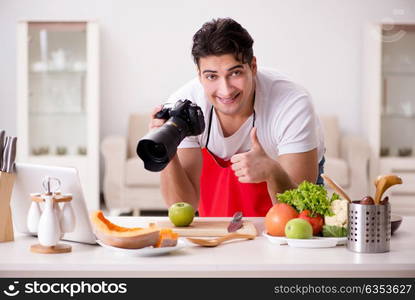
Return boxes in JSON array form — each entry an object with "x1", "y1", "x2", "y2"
[
  {"x1": 60, "y1": 199, "x2": 75, "y2": 233},
  {"x1": 37, "y1": 192, "x2": 61, "y2": 247},
  {"x1": 53, "y1": 201, "x2": 64, "y2": 238},
  {"x1": 27, "y1": 201, "x2": 42, "y2": 234}
]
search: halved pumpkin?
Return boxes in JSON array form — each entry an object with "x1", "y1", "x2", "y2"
[
  {"x1": 90, "y1": 210, "x2": 160, "y2": 249},
  {"x1": 154, "y1": 229, "x2": 179, "y2": 248}
]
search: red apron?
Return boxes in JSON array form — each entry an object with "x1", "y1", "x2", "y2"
[
  {"x1": 198, "y1": 105, "x2": 272, "y2": 217},
  {"x1": 199, "y1": 147, "x2": 273, "y2": 217}
]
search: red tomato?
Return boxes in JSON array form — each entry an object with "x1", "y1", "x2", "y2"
[
  {"x1": 265, "y1": 203, "x2": 298, "y2": 236},
  {"x1": 298, "y1": 210, "x2": 324, "y2": 235}
]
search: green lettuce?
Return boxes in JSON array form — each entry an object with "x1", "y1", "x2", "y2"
[
  {"x1": 277, "y1": 181, "x2": 339, "y2": 217},
  {"x1": 322, "y1": 225, "x2": 347, "y2": 237}
]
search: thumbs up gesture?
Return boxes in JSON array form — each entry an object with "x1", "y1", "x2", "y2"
[
  {"x1": 230, "y1": 128, "x2": 275, "y2": 183},
  {"x1": 249, "y1": 127, "x2": 263, "y2": 152}
]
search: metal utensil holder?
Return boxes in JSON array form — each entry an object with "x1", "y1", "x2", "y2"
[{"x1": 347, "y1": 202, "x2": 391, "y2": 253}]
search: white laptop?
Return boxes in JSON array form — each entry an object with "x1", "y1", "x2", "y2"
[{"x1": 11, "y1": 163, "x2": 97, "y2": 244}]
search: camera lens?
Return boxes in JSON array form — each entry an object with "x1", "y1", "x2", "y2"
[
  {"x1": 137, "y1": 100, "x2": 205, "y2": 172},
  {"x1": 147, "y1": 143, "x2": 167, "y2": 160},
  {"x1": 137, "y1": 117, "x2": 190, "y2": 171},
  {"x1": 138, "y1": 140, "x2": 168, "y2": 164}
]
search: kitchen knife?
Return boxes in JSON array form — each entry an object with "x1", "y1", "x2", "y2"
[
  {"x1": 0, "y1": 130, "x2": 5, "y2": 170},
  {"x1": 8, "y1": 137, "x2": 17, "y2": 173},
  {"x1": 1, "y1": 136, "x2": 10, "y2": 172},
  {"x1": 227, "y1": 211, "x2": 243, "y2": 233},
  {"x1": 1, "y1": 136, "x2": 17, "y2": 173}
]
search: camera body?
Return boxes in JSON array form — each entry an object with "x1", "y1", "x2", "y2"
[{"x1": 137, "y1": 99, "x2": 205, "y2": 171}]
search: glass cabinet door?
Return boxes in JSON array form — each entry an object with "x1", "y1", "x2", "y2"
[
  {"x1": 28, "y1": 22, "x2": 88, "y2": 157},
  {"x1": 381, "y1": 25, "x2": 415, "y2": 158}
]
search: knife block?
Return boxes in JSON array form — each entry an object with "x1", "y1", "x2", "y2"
[{"x1": 0, "y1": 171, "x2": 16, "y2": 242}]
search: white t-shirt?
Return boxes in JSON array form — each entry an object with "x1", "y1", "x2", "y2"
[{"x1": 167, "y1": 68, "x2": 325, "y2": 162}]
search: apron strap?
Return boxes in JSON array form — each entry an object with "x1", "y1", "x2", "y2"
[{"x1": 205, "y1": 106, "x2": 214, "y2": 148}]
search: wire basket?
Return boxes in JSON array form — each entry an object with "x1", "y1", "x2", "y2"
[{"x1": 347, "y1": 202, "x2": 391, "y2": 253}]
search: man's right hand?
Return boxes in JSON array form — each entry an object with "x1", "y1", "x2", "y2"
[{"x1": 149, "y1": 105, "x2": 167, "y2": 131}]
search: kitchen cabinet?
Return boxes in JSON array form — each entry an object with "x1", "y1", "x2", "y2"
[
  {"x1": 379, "y1": 157, "x2": 415, "y2": 216},
  {"x1": 16, "y1": 21, "x2": 99, "y2": 210},
  {"x1": 363, "y1": 24, "x2": 415, "y2": 215}
]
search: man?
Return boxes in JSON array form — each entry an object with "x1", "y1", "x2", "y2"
[{"x1": 149, "y1": 18, "x2": 325, "y2": 217}]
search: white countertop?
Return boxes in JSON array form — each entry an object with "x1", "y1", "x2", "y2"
[{"x1": 0, "y1": 216, "x2": 414, "y2": 278}]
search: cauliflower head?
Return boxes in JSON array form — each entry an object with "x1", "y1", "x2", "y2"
[{"x1": 324, "y1": 199, "x2": 348, "y2": 227}]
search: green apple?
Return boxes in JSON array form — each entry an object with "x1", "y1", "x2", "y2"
[
  {"x1": 285, "y1": 218, "x2": 313, "y2": 239},
  {"x1": 168, "y1": 202, "x2": 195, "y2": 227}
]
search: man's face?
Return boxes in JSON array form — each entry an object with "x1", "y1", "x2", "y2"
[{"x1": 198, "y1": 54, "x2": 257, "y2": 117}]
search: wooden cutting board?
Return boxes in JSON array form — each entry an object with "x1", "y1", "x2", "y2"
[{"x1": 155, "y1": 220, "x2": 257, "y2": 237}]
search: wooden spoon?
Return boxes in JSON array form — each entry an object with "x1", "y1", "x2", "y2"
[
  {"x1": 374, "y1": 174, "x2": 403, "y2": 204},
  {"x1": 321, "y1": 173, "x2": 351, "y2": 202},
  {"x1": 186, "y1": 233, "x2": 256, "y2": 247}
]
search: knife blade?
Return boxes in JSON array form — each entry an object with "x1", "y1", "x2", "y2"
[
  {"x1": 1, "y1": 136, "x2": 17, "y2": 173},
  {"x1": 8, "y1": 136, "x2": 17, "y2": 173},
  {"x1": 1, "y1": 136, "x2": 10, "y2": 172},
  {"x1": 227, "y1": 211, "x2": 243, "y2": 232}
]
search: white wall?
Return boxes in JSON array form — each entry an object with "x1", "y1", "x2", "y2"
[{"x1": 1, "y1": 0, "x2": 415, "y2": 186}]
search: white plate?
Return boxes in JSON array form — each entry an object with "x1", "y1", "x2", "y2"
[
  {"x1": 262, "y1": 231, "x2": 346, "y2": 248},
  {"x1": 96, "y1": 238, "x2": 187, "y2": 256},
  {"x1": 285, "y1": 237, "x2": 346, "y2": 248},
  {"x1": 261, "y1": 231, "x2": 288, "y2": 245}
]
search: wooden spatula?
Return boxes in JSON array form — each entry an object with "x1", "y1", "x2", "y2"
[
  {"x1": 321, "y1": 173, "x2": 351, "y2": 202},
  {"x1": 187, "y1": 232, "x2": 256, "y2": 247}
]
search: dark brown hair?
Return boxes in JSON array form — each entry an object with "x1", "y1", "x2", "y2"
[{"x1": 191, "y1": 18, "x2": 254, "y2": 67}]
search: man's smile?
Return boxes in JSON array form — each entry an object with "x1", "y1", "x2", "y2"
[{"x1": 216, "y1": 92, "x2": 241, "y2": 104}]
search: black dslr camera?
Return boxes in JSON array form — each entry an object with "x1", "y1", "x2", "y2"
[{"x1": 137, "y1": 99, "x2": 205, "y2": 171}]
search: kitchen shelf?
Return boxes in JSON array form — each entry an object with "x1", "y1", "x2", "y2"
[
  {"x1": 383, "y1": 71, "x2": 415, "y2": 76},
  {"x1": 29, "y1": 111, "x2": 87, "y2": 116},
  {"x1": 381, "y1": 113, "x2": 415, "y2": 118},
  {"x1": 380, "y1": 155, "x2": 415, "y2": 159},
  {"x1": 29, "y1": 70, "x2": 86, "y2": 74},
  {"x1": 17, "y1": 20, "x2": 99, "y2": 211}
]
